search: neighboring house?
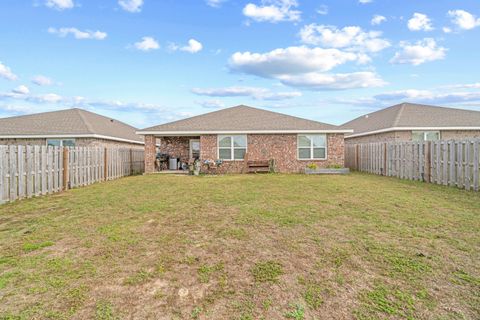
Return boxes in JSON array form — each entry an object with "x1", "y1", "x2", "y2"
[
  {"x1": 342, "y1": 102, "x2": 480, "y2": 144},
  {"x1": 0, "y1": 108, "x2": 144, "y2": 148},
  {"x1": 137, "y1": 105, "x2": 352, "y2": 173}
]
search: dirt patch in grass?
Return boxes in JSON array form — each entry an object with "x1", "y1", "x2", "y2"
[{"x1": 0, "y1": 173, "x2": 479, "y2": 319}]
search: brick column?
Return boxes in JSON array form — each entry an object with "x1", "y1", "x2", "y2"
[{"x1": 144, "y1": 135, "x2": 156, "y2": 174}]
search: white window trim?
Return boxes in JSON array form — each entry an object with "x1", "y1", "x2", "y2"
[
  {"x1": 46, "y1": 138, "x2": 76, "y2": 147},
  {"x1": 217, "y1": 135, "x2": 247, "y2": 161},
  {"x1": 412, "y1": 130, "x2": 440, "y2": 141},
  {"x1": 297, "y1": 134, "x2": 328, "y2": 160}
]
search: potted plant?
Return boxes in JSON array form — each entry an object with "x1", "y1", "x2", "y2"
[
  {"x1": 305, "y1": 163, "x2": 350, "y2": 175},
  {"x1": 202, "y1": 159, "x2": 223, "y2": 173},
  {"x1": 189, "y1": 159, "x2": 201, "y2": 176}
]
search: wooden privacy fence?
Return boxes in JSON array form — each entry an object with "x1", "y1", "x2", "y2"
[
  {"x1": 0, "y1": 146, "x2": 145, "y2": 204},
  {"x1": 345, "y1": 140, "x2": 480, "y2": 191}
]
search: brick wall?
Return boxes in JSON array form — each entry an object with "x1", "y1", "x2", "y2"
[
  {"x1": 144, "y1": 135, "x2": 157, "y2": 173},
  {"x1": 159, "y1": 136, "x2": 198, "y2": 163},
  {"x1": 200, "y1": 133, "x2": 345, "y2": 174}
]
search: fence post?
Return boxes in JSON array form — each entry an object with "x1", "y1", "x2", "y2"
[
  {"x1": 130, "y1": 149, "x2": 134, "y2": 175},
  {"x1": 424, "y1": 141, "x2": 431, "y2": 183},
  {"x1": 383, "y1": 143, "x2": 387, "y2": 176},
  {"x1": 63, "y1": 147, "x2": 69, "y2": 190},
  {"x1": 355, "y1": 144, "x2": 359, "y2": 171},
  {"x1": 104, "y1": 148, "x2": 108, "y2": 181}
]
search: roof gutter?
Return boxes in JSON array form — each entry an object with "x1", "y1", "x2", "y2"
[
  {"x1": 136, "y1": 129, "x2": 353, "y2": 136},
  {"x1": 345, "y1": 127, "x2": 480, "y2": 139},
  {"x1": 0, "y1": 134, "x2": 144, "y2": 145}
]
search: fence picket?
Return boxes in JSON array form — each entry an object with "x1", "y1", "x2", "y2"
[
  {"x1": 0, "y1": 146, "x2": 5, "y2": 203},
  {"x1": 9, "y1": 146, "x2": 17, "y2": 201},
  {"x1": 473, "y1": 141, "x2": 479, "y2": 191},
  {"x1": 465, "y1": 141, "x2": 471, "y2": 191},
  {"x1": 0, "y1": 145, "x2": 144, "y2": 203}
]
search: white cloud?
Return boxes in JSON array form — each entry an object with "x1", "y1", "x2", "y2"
[
  {"x1": 0, "y1": 62, "x2": 18, "y2": 81},
  {"x1": 12, "y1": 85, "x2": 30, "y2": 95},
  {"x1": 196, "y1": 99, "x2": 226, "y2": 109},
  {"x1": 45, "y1": 0, "x2": 74, "y2": 10},
  {"x1": 359, "y1": 0, "x2": 372, "y2": 4},
  {"x1": 448, "y1": 10, "x2": 480, "y2": 30},
  {"x1": 183, "y1": 39, "x2": 203, "y2": 53},
  {"x1": 373, "y1": 89, "x2": 480, "y2": 105},
  {"x1": 229, "y1": 46, "x2": 386, "y2": 90},
  {"x1": 446, "y1": 83, "x2": 480, "y2": 89},
  {"x1": 407, "y1": 13, "x2": 434, "y2": 31},
  {"x1": 206, "y1": 0, "x2": 227, "y2": 8},
  {"x1": 390, "y1": 38, "x2": 446, "y2": 65},
  {"x1": 371, "y1": 15, "x2": 386, "y2": 26},
  {"x1": 317, "y1": 5, "x2": 328, "y2": 15},
  {"x1": 230, "y1": 46, "x2": 360, "y2": 77},
  {"x1": 0, "y1": 89, "x2": 63, "y2": 103},
  {"x1": 442, "y1": 26, "x2": 452, "y2": 33},
  {"x1": 277, "y1": 72, "x2": 386, "y2": 90},
  {"x1": 32, "y1": 75, "x2": 53, "y2": 86},
  {"x1": 192, "y1": 86, "x2": 302, "y2": 100},
  {"x1": 133, "y1": 37, "x2": 160, "y2": 51},
  {"x1": 243, "y1": 0, "x2": 301, "y2": 23},
  {"x1": 48, "y1": 27, "x2": 107, "y2": 40},
  {"x1": 299, "y1": 24, "x2": 390, "y2": 53},
  {"x1": 32, "y1": 93, "x2": 63, "y2": 103},
  {"x1": 0, "y1": 104, "x2": 37, "y2": 114},
  {"x1": 169, "y1": 39, "x2": 203, "y2": 53},
  {"x1": 118, "y1": 0, "x2": 143, "y2": 13}
]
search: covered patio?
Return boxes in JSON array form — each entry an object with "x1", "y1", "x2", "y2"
[{"x1": 144, "y1": 135, "x2": 200, "y2": 173}]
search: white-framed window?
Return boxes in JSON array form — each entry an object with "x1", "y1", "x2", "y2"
[
  {"x1": 218, "y1": 135, "x2": 247, "y2": 160},
  {"x1": 412, "y1": 131, "x2": 440, "y2": 142},
  {"x1": 297, "y1": 134, "x2": 327, "y2": 160},
  {"x1": 47, "y1": 139, "x2": 76, "y2": 147}
]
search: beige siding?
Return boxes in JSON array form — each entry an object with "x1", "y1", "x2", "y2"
[
  {"x1": 440, "y1": 130, "x2": 480, "y2": 140},
  {"x1": 0, "y1": 137, "x2": 143, "y2": 149},
  {"x1": 346, "y1": 130, "x2": 480, "y2": 144},
  {"x1": 345, "y1": 131, "x2": 411, "y2": 144}
]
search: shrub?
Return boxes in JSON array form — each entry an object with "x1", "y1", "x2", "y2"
[{"x1": 306, "y1": 163, "x2": 318, "y2": 170}]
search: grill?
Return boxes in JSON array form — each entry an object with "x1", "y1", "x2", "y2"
[{"x1": 156, "y1": 153, "x2": 170, "y2": 171}]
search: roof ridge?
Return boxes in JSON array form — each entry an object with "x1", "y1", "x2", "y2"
[
  {"x1": 75, "y1": 108, "x2": 95, "y2": 134},
  {"x1": 392, "y1": 103, "x2": 406, "y2": 127},
  {"x1": 139, "y1": 105, "x2": 337, "y2": 131},
  {"x1": 241, "y1": 105, "x2": 336, "y2": 127}
]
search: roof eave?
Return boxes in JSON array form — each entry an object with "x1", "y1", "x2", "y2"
[
  {"x1": 345, "y1": 126, "x2": 480, "y2": 139},
  {"x1": 136, "y1": 129, "x2": 353, "y2": 136},
  {"x1": 0, "y1": 134, "x2": 144, "y2": 145}
]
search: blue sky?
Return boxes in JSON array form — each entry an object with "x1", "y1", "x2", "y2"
[{"x1": 1, "y1": 0, "x2": 480, "y2": 128}]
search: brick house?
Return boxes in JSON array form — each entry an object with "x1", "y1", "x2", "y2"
[
  {"x1": 137, "y1": 105, "x2": 352, "y2": 174},
  {"x1": 342, "y1": 103, "x2": 480, "y2": 144},
  {"x1": 0, "y1": 108, "x2": 144, "y2": 148}
]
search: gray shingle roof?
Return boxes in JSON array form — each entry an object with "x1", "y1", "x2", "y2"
[
  {"x1": 0, "y1": 108, "x2": 143, "y2": 143},
  {"x1": 341, "y1": 102, "x2": 480, "y2": 137},
  {"x1": 138, "y1": 105, "x2": 347, "y2": 133}
]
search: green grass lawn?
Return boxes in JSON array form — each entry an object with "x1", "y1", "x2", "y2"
[{"x1": 0, "y1": 173, "x2": 479, "y2": 320}]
